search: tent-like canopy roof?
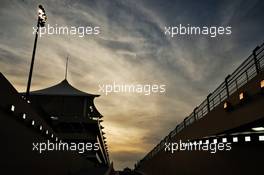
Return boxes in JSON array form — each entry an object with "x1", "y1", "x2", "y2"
[{"x1": 30, "y1": 79, "x2": 99, "y2": 97}]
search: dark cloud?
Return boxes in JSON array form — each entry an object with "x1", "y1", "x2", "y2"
[{"x1": 97, "y1": 38, "x2": 135, "y2": 52}]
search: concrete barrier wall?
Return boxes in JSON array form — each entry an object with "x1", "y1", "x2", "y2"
[
  {"x1": 137, "y1": 71, "x2": 264, "y2": 175},
  {"x1": 138, "y1": 143, "x2": 264, "y2": 175}
]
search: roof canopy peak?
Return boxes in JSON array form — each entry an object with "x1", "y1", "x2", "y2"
[{"x1": 29, "y1": 79, "x2": 99, "y2": 97}]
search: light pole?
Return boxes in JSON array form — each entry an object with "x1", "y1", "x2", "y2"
[{"x1": 26, "y1": 5, "x2": 47, "y2": 99}]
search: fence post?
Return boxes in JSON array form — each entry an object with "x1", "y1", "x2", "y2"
[
  {"x1": 225, "y1": 75, "x2": 231, "y2": 98},
  {"x1": 175, "y1": 125, "x2": 179, "y2": 133},
  {"x1": 184, "y1": 117, "x2": 187, "y2": 127},
  {"x1": 245, "y1": 71, "x2": 249, "y2": 82},
  {"x1": 207, "y1": 93, "x2": 212, "y2": 112},
  {"x1": 193, "y1": 107, "x2": 198, "y2": 120},
  {"x1": 253, "y1": 46, "x2": 260, "y2": 74}
]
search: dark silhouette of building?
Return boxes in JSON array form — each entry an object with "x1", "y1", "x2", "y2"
[
  {"x1": 24, "y1": 78, "x2": 109, "y2": 165},
  {"x1": 0, "y1": 72, "x2": 112, "y2": 174}
]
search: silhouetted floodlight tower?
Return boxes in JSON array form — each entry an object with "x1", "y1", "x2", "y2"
[{"x1": 26, "y1": 5, "x2": 47, "y2": 99}]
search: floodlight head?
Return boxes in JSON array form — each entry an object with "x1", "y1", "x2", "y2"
[{"x1": 38, "y1": 5, "x2": 47, "y2": 27}]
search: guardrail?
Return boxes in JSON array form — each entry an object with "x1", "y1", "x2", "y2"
[{"x1": 138, "y1": 42, "x2": 264, "y2": 164}]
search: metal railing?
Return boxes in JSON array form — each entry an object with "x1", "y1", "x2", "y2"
[{"x1": 139, "y1": 42, "x2": 264, "y2": 163}]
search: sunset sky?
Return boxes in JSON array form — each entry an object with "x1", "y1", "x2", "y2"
[{"x1": 0, "y1": 0, "x2": 264, "y2": 170}]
